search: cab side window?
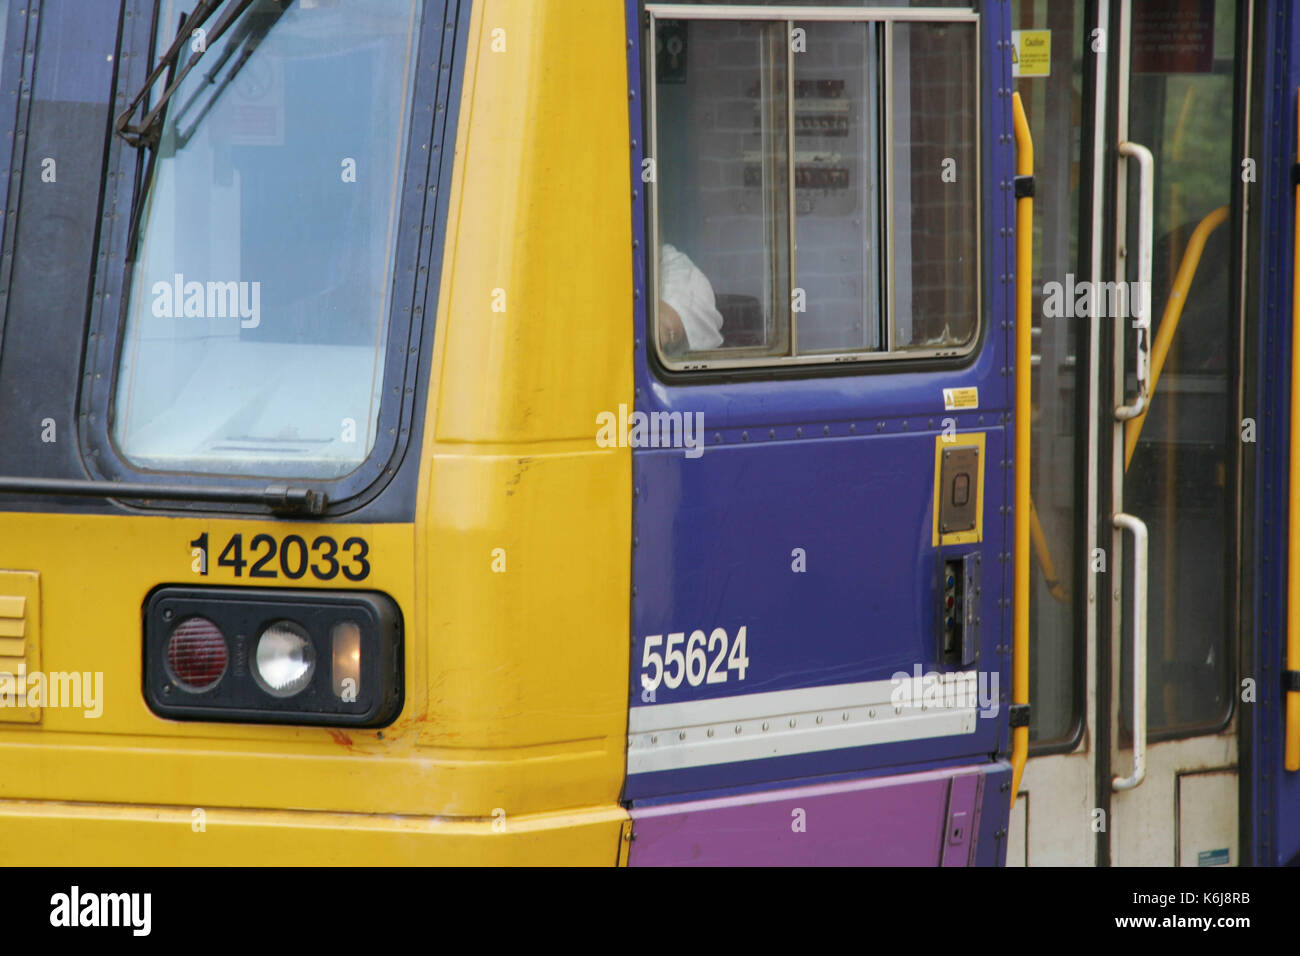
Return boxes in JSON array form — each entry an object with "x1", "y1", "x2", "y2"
[{"x1": 649, "y1": 8, "x2": 978, "y2": 370}]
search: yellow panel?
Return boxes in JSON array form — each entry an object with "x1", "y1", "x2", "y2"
[
  {"x1": 0, "y1": 516, "x2": 415, "y2": 744},
  {"x1": 0, "y1": 507, "x2": 619, "y2": 824},
  {"x1": 0, "y1": 571, "x2": 40, "y2": 724},
  {"x1": 412, "y1": 0, "x2": 634, "y2": 820},
  {"x1": 434, "y1": 0, "x2": 632, "y2": 445},
  {"x1": 420, "y1": 453, "x2": 628, "y2": 745},
  {"x1": 0, "y1": 799, "x2": 626, "y2": 866},
  {"x1": 930, "y1": 432, "x2": 987, "y2": 547}
]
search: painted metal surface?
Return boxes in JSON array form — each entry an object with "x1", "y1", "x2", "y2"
[
  {"x1": 1111, "y1": 733, "x2": 1236, "y2": 867},
  {"x1": 1289, "y1": 91, "x2": 1300, "y2": 775},
  {"x1": 1251, "y1": 0, "x2": 1300, "y2": 868},
  {"x1": 942, "y1": 769, "x2": 983, "y2": 866},
  {"x1": 412, "y1": 0, "x2": 633, "y2": 824},
  {"x1": 625, "y1": 0, "x2": 1018, "y2": 803},
  {"x1": 0, "y1": 799, "x2": 628, "y2": 866},
  {"x1": 628, "y1": 761, "x2": 1006, "y2": 866}
]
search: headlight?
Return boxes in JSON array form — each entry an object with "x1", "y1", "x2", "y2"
[{"x1": 253, "y1": 620, "x2": 316, "y2": 698}]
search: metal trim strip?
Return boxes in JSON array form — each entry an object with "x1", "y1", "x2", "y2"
[{"x1": 628, "y1": 673, "x2": 980, "y2": 773}]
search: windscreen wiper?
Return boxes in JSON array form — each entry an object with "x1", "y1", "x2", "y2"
[
  {"x1": 0, "y1": 477, "x2": 326, "y2": 515},
  {"x1": 124, "y1": 10, "x2": 184, "y2": 260},
  {"x1": 114, "y1": 0, "x2": 257, "y2": 150},
  {"x1": 171, "y1": 2, "x2": 292, "y2": 149}
]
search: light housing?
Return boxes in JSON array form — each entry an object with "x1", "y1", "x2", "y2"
[{"x1": 144, "y1": 586, "x2": 402, "y2": 726}]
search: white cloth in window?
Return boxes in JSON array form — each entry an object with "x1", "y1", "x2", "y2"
[{"x1": 659, "y1": 243, "x2": 724, "y2": 350}]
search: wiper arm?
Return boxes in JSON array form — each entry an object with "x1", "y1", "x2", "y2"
[
  {"x1": 114, "y1": 0, "x2": 257, "y2": 150},
  {"x1": 0, "y1": 477, "x2": 326, "y2": 516},
  {"x1": 125, "y1": 10, "x2": 185, "y2": 261},
  {"x1": 172, "y1": 3, "x2": 293, "y2": 150}
]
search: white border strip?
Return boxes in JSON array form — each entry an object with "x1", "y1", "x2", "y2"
[
  {"x1": 646, "y1": 5, "x2": 977, "y2": 23},
  {"x1": 629, "y1": 675, "x2": 979, "y2": 774}
]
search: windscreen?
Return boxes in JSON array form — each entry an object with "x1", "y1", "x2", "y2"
[{"x1": 113, "y1": 0, "x2": 421, "y2": 479}]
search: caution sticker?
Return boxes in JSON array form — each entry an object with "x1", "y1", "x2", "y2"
[
  {"x1": 943, "y1": 387, "x2": 979, "y2": 411},
  {"x1": 1011, "y1": 29, "x2": 1050, "y2": 78}
]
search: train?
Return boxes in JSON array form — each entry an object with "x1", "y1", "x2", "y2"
[{"x1": 0, "y1": 0, "x2": 1296, "y2": 867}]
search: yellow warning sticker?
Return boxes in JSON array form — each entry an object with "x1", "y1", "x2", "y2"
[
  {"x1": 943, "y1": 387, "x2": 979, "y2": 411},
  {"x1": 1011, "y1": 29, "x2": 1050, "y2": 78}
]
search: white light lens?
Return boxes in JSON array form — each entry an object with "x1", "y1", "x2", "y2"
[{"x1": 253, "y1": 621, "x2": 316, "y2": 698}]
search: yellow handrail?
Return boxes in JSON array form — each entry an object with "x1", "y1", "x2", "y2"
[
  {"x1": 1122, "y1": 204, "x2": 1229, "y2": 468},
  {"x1": 1011, "y1": 92, "x2": 1032, "y2": 808},
  {"x1": 1029, "y1": 498, "x2": 1068, "y2": 603},
  {"x1": 1287, "y1": 92, "x2": 1300, "y2": 772}
]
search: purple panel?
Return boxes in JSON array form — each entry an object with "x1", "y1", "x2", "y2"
[
  {"x1": 629, "y1": 766, "x2": 988, "y2": 866},
  {"x1": 941, "y1": 770, "x2": 983, "y2": 866}
]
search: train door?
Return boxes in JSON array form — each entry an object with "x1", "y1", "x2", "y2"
[
  {"x1": 1010, "y1": 0, "x2": 1247, "y2": 865},
  {"x1": 622, "y1": 1, "x2": 1016, "y2": 865}
]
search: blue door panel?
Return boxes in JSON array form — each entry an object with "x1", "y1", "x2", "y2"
[
  {"x1": 631, "y1": 428, "x2": 1007, "y2": 702},
  {"x1": 624, "y1": 0, "x2": 1017, "y2": 800},
  {"x1": 1252, "y1": 0, "x2": 1300, "y2": 866}
]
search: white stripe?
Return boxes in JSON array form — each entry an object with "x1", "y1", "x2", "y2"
[
  {"x1": 645, "y1": 5, "x2": 979, "y2": 23},
  {"x1": 629, "y1": 675, "x2": 981, "y2": 775}
]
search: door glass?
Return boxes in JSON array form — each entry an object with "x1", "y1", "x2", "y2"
[
  {"x1": 1120, "y1": 0, "x2": 1237, "y2": 737},
  {"x1": 654, "y1": 18, "x2": 791, "y2": 359},
  {"x1": 793, "y1": 21, "x2": 883, "y2": 355},
  {"x1": 891, "y1": 20, "x2": 978, "y2": 351},
  {"x1": 1013, "y1": 0, "x2": 1087, "y2": 747}
]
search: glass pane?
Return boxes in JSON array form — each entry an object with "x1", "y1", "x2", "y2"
[
  {"x1": 654, "y1": 18, "x2": 790, "y2": 358},
  {"x1": 793, "y1": 21, "x2": 883, "y2": 355},
  {"x1": 892, "y1": 21, "x2": 977, "y2": 350},
  {"x1": 1121, "y1": 0, "x2": 1237, "y2": 736},
  {"x1": 113, "y1": 0, "x2": 421, "y2": 479},
  {"x1": 1013, "y1": 0, "x2": 1088, "y2": 747},
  {"x1": 0, "y1": 2, "x2": 9, "y2": 72}
]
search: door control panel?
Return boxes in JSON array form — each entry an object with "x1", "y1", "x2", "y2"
[
  {"x1": 938, "y1": 445, "x2": 980, "y2": 535},
  {"x1": 939, "y1": 550, "x2": 980, "y2": 668}
]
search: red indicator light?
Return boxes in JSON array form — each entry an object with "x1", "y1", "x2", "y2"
[
  {"x1": 166, "y1": 616, "x2": 229, "y2": 692},
  {"x1": 946, "y1": 595, "x2": 955, "y2": 610}
]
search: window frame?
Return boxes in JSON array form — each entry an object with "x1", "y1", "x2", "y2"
[
  {"x1": 79, "y1": 0, "x2": 443, "y2": 515},
  {"x1": 646, "y1": 3, "x2": 982, "y2": 372},
  {"x1": 0, "y1": 0, "x2": 36, "y2": 359}
]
